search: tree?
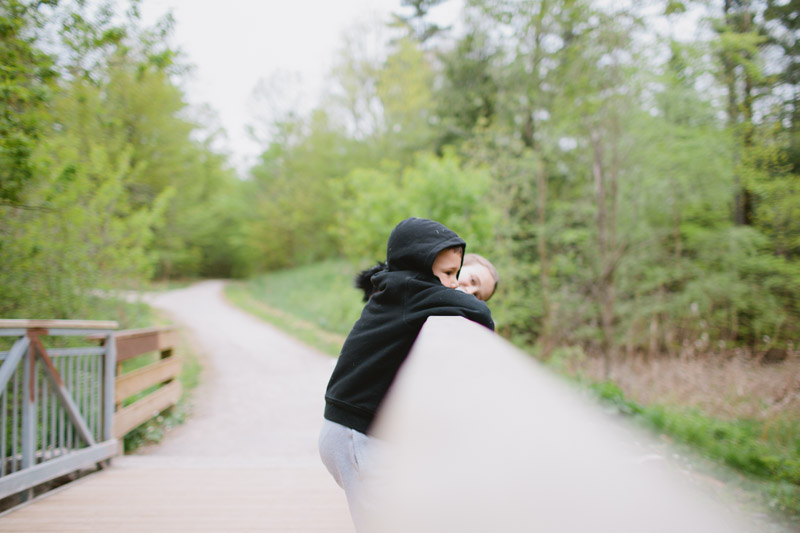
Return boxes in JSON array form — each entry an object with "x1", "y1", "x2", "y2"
[
  {"x1": 335, "y1": 150, "x2": 499, "y2": 264},
  {"x1": 390, "y1": 0, "x2": 451, "y2": 44},
  {"x1": 375, "y1": 37, "x2": 436, "y2": 162},
  {"x1": 433, "y1": 29, "x2": 498, "y2": 150},
  {"x1": 246, "y1": 109, "x2": 350, "y2": 270},
  {"x1": 0, "y1": 0, "x2": 58, "y2": 205}
]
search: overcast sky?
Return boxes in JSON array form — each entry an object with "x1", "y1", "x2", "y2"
[{"x1": 138, "y1": 1, "x2": 460, "y2": 175}]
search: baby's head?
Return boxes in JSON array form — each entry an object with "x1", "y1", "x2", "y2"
[{"x1": 458, "y1": 253, "x2": 498, "y2": 301}]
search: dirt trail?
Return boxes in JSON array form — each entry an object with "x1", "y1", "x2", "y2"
[{"x1": 135, "y1": 279, "x2": 338, "y2": 464}]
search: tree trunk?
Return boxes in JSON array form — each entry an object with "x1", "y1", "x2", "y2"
[
  {"x1": 536, "y1": 158, "x2": 552, "y2": 359},
  {"x1": 591, "y1": 128, "x2": 616, "y2": 378}
]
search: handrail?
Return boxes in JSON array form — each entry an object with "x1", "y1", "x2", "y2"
[
  {"x1": 112, "y1": 326, "x2": 181, "y2": 439},
  {"x1": 0, "y1": 322, "x2": 118, "y2": 504},
  {"x1": 365, "y1": 316, "x2": 763, "y2": 532},
  {"x1": 0, "y1": 322, "x2": 180, "y2": 507},
  {"x1": 0, "y1": 320, "x2": 119, "y2": 330}
]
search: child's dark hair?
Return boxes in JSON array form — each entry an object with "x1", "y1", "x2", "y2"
[{"x1": 355, "y1": 261, "x2": 387, "y2": 302}]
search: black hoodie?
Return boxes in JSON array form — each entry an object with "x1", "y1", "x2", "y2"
[{"x1": 324, "y1": 218, "x2": 495, "y2": 434}]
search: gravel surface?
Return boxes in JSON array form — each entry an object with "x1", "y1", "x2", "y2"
[{"x1": 132, "y1": 279, "x2": 337, "y2": 466}]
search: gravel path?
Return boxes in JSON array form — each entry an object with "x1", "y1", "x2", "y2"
[{"x1": 134, "y1": 279, "x2": 337, "y2": 465}]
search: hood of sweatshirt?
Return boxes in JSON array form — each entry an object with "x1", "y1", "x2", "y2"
[{"x1": 385, "y1": 217, "x2": 466, "y2": 274}]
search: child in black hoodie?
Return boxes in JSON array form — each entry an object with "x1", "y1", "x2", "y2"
[{"x1": 319, "y1": 217, "x2": 494, "y2": 530}]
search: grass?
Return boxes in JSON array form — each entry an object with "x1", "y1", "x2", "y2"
[
  {"x1": 591, "y1": 381, "x2": 800, "y2": 523},
  {"x1": 224, "y1": 259, "x2": 364, "y2": 356},
  {"x1": 226, "y1": 258, "x2": 800, "y2": 527}
]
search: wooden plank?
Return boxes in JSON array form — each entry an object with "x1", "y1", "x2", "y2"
[
  {"x1": 112, "y1": 380, "x2": 182, "y2": 438},
  {"x1": 115, "y1": 356, "x2": 181, "y2": 403},
  {"x1": 115, "y1": 328, "x2": 176, "y2": 363},
  {"x1": 0, "y1": 461, "x2": 355, "y2": 532},
  {"x1": 114, "y1": 326, "x2": 175, "y2": 342},
  {"x1": 0, "y1": 320, "x2": 118, "y2": 330},
  {"x1": 0, "y1": 440, "x2": 117, "y2": 500}
]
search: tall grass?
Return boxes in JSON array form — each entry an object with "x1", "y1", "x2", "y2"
[
  {"x1": 592, "y1": 381, "x2": 800, "y2": 521},
  {"x1": 224, "y1": 259, "x2": 365, "y2": 356}
]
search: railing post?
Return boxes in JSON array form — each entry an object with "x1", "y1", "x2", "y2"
[
  {"x1": 103, "y1": 332, "x2": 117, "y2": 459},
  {"x1": 20, "y1": 341, "x2": 35, "y2": 502}
]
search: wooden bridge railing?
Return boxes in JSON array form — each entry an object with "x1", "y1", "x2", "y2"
[
  {"x1": 112, "y1": 327, "x2": 181, "y2": 439},
  {"x1": 365, "y1": 316, "x2": 763, "y2": 532},
  {"x1": 0, "y1": 320, "x2": 181, "y2": 504}
]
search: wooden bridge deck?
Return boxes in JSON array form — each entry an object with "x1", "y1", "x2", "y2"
[{"x1": 0, "y1": 457, "x2": 351, "y2": 532}]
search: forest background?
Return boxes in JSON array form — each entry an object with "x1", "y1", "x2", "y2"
[{"x1": 1, "y1": 0, "x2": 799, "y2": 520}]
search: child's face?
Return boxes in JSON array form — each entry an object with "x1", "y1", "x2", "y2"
[
  {"x1": 432, "y1": 248, "x2": 463, "y2": 289},
  {"x1": 458, "y1": 263, "x2": 495, "y2": 301}
]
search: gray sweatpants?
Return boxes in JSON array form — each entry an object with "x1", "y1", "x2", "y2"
[{"x1": 318, "y1": 419, "x2": 384, "y2": 531}]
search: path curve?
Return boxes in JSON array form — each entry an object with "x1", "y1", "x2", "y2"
[{"x1": 137, "y1": 279, "x2": 337, "y2": 464}]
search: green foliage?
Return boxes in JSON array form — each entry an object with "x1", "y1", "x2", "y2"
[
  {"x1": 588, "y1": 381, "x2": 800, "y2": 517},
  {"x1": 433, "y1": 30, "x2": 498, "y2": 150},
  {"x1": 375, "y1": 37, "x2": 435, "y2": 158},
  {"x1": 244, "y1": 109, "x2": 348, "y2": 271},
  {"x1": 0, "y1": 0, "x2": 57, "y2": 204},
  {"x1": 230, "y1": 259, "x2": 364, "y2": 338},
  {"x1": 589, "y1": 381, "x2": 643, "y2": 416},
  {"x1": 646, "y1": 406, "x2": 800, "y2": 490},
  {"x1": 335, "y1": 149, "x2": 499, "y2": 263},
  {"x1": 0, "y1": 141, "x2": 168, "y2": 318},
  {"x1": 0, "y1": 0, "x2": 246, "y2": 323},
  {"x1": 231, "y1": 0, "x2": 800, "y2": 360}
]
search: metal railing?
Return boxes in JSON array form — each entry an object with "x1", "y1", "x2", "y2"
[{"x1": 0, "y1": 320, "x2": 118, "y2": 501}]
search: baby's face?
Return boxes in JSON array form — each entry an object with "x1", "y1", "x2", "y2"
[
  {"x1": 431, "y1": 248, "x2": 463, "y2": 289},
  {"x1": 457, "y1": 263, "x2": 495, "y2": 301}
]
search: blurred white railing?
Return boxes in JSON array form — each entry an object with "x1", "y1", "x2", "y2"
[{"x1": 366, "y1": 316, "x2": 765, "y2": 533}]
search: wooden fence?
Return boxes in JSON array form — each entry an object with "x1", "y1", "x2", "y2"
[{"x1": 112, "y1": 327, "x2": 181, "y2": 439}]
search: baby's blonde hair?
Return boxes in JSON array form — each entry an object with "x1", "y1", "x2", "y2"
[{"x1": 462, "y1": 253, "x2": 498, "y2": 299}]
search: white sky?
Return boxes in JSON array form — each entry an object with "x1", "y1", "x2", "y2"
[{"x1": 138, "y1": 0, "x2": 461, "y2": 176}]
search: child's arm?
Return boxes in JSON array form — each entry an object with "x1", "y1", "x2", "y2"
[{"x1": 406, "y1": 286, "x2": 495, "y2": 331}]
